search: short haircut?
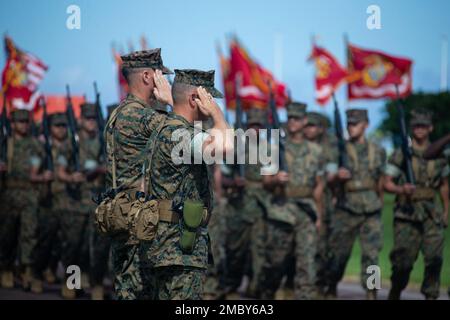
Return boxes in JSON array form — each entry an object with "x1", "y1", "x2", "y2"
[
  {"x1": 172, "y1": 82, "x2": 196, "y2": 105},
  {"x1": 121, "y1": 67, "x2": 153, "y2": 84}
]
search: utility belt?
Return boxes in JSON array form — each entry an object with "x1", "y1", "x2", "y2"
[
  {"x1": 398, "y1": 187, "x2": 435, "y2": 203},
  {"x1": 94, "y1": 187, "x2": 210, "y2": 252},
  {"x1": 344, "y1": 178, "x2": 377, "y2": 192},
  {"x1": 285, "y1": 186, "x2": 313, "y2": 198}
]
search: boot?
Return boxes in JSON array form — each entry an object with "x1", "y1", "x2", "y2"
[
  {"x1": 81, "y1": 273, "x2": 90, "y2": 290},
  {"x1": 31, "y1": 278, "x2": 43, "y2": 294},
  {"x1": 43, "y1": 268, "x2": 56, "y2": 284},
  {"x1": 61, "y1": 285, "x2": 76, "y2": 299},
  {"x1": 388, "y1": 288, "x2": 401, "y2": 300},
  {"x1": 366, "y1": 290, "x2": 377, "y2": 300},
  {"x1": 91, "y1": 285, "x2": 104, "y2": 300},
  {"x1": 1, "y1": 271, "x2": 14, "y2": 289},
  {"x1": 21, "y1": 266, "x2": 32, "y2": 291}
]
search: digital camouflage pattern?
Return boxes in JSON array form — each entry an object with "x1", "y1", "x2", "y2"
[
  {"x1": 326, "y1": 139, "x2": 386, "y2": 293},
  {"x1": 105, "y1": 93, "x2": 167, "y2": 299},
  {"x1": 386, "y1": 144, "x2": 449, "y2": 299},
  {"x1": 144, "y1": 112, "x2": 211, "y2": 299},
  {"x1": 0, "y1": 136, "x2": 42, "y2": 272}
]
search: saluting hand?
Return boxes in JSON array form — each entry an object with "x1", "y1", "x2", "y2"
[
  {"x1": 153, "y1": 70, "x2": 173, "y2": 106},
  {"x1": 194, "y1": 87, "x2": 222, "y2": 120}
]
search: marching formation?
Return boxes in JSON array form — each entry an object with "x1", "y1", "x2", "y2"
[{"x1": 0, "y1": 46, "x2": 449, "y2": 301}]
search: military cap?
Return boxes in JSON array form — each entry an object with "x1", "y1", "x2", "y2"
[
  {"x1": 346, "y1": 109, "x2": 368, "y2": 124},
  {"x1": 174, "y1": 69, "x2": 223, "y2": 98},
  {"x1": 246, "y1": 108, "x2": 266, "y2": 125},
  {"x1": 10, "y1": 109, "x2": 30, "y2": 122},
  {"x1": 80, "y1": 102, "x2": 97, "y2": 118},
  {"x1": 410, "y1": 108, "x2": 432, "y2": 126},
  {"x1": 286, "y1": 101, "x2": 307, "y2": 118},
  {"x1": 306, "y1": 112, "x2": 327, "y2": 127},
  {"x1": 121, "y1": 48, "x2": 173, "y2": 74},
  {"x1": 49, "y1": 113, "x2": 68, "y2": 126},
  {"x1": 107, "y1": 103, "x2": 118, "y2": 118}
]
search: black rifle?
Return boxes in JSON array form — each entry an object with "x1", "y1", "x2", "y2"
[
  {"x1": 93, "y1": 82, "x2": 106, "y2": 161},
  {"x1": 234, "y1": 74, "x2": 245, "y2": 178},
  {"x1": 269, "y1": 85, "x2": 287, "y2": 172},
  {"x1": 41, "y1": 97, "x2": 54, "y2": 205},
  {"x1": 65, "y1": 85, "x2": 81, "y2": 198},
  {"x1": 395, "y1": 85, "x2": 415, "y2": 185},
  {"x1": 0, "y1": 94, "x2": 10, "y2": 188},
  {"x1": 333, "y1": 93, "x2": 348, "y2": 169}
]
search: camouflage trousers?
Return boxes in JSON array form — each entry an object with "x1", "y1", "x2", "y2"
[
  {"x1": 111, "y1": 241, "x2": 206, "y2": 300},
  {"x1": 326, "y1": 209, "x2": 382, "y2": 291},
  {"x1": 259, "y1": 207, "x2": 318, "y2": 299},
  {"x1": 390, "y1": 216, "x2": 444, "y2": 299},
  {"x1": 60, "y1": 198, "x2": 90, "y2": 278},
  {"x1": 224, "y1": 195, "x2": 265, "y2": 295},
  {"x1": 89, "y1": 215, "x2": 111, "y2": 286},
  {"x1": 204, "y1": 200, "x2": 226, "y2": 299},
  {"x1": 0, "y1": 188, "x2": 38, "y2": 271}
]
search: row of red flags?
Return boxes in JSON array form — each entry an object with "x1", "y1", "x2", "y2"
[{"x1": 1, "y1": 34, "x2": 413, "y2": 122}]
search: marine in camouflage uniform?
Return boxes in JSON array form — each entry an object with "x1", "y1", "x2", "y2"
[
  {"x1": 143, "y1": 69, "x2": 228, "y2": 299},
  {"x1": 223, "y1": 109, "x2": 269, "y2": 297},
  {"x1": 258, "y1": 102, "x2": 326, "y2": 300},
  {"x1": 32, "y1": 113, "x2": 71, "y2": 291},
  {"x1": 385, "y1": 109, "x2": 449, "y2": 300},
  {"x1": 325, "y1": 109, "x2": 386, "y2": 299},
  {"x1": 304, "y1": 112, "x2": 339, "y2": 296},
  {"x1": 0, "y1": 110, "x2": 51, "y2": 291},
  {"x1": 104, "y1": 49, "x2": 172, "y2": 299}
]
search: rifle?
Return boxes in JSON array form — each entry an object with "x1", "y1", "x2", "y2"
[
  {"x1": 93, "y1": 81, "x2": 106, "y2": 161},
  {"x1": 0, "y1": 94, "x2": 10, "y2": 188},
  {"x1": 65, "y1": 85, "x2": 81, "y2": 198},
  {"x1": 234, "y1": 74, "x2": 245, "y2": 178},
  {"x1": 332, "y1": 93, "x2": 348, "y2": 169},
  {"x1": 41, "y1": 97, "x2": 54, "y2": 205},
  {"x1": 269, "y1": 84, "x2": 287, "y2": 172},
  {"x1": 395, "y1": 85, "x2": 415, "y2": 185}
]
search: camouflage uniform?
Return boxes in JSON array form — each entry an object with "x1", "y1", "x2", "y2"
[
  {"x1": 259, "y1": 103, "x2": 326, "y2": 300},
  {"x1": 386, "y1": 111, "x2": 449, "y2": 299},
  {"x1": 0, "y1": 110, "x2": 42, "y2": 281},
  {"x1": 326, "y1": 109, "x2": 386, "y2": 294},
  {"x1": 141, "y1": 69, "x2": 224, "y2": 300},
  {"x1": 224, "y1": 109, "x2": 268, "y2": 297},
  {"x1": 105, "y1": 49, "x2": 172, "y2": 300}
]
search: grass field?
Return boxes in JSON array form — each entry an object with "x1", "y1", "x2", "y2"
[{"x1": 345, "y1": 194, "x2": 450, "y2": 287}]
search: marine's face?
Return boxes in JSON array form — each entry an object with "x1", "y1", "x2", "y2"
[
  {"x1": 412, "y1": 124, "x2": 432, "y2": 140},
  {"x1": 304, "y1": 124, "x2": 322, "y2": 140},
  {"x1": 82, "y1": 117, "x2": 98, "y2": 134},
  {"x1": 12, "y1": 120, "x2": 30, "y2": 136},
  {"x1": 347, "y1": 121, "x2": 367, "y2": 139},
  {"x1": 287, "y1": 116, "x2": 306, "y2": 134},
  {"x1": 51, "y1": 124, "x2": 68, "y2": 140}
]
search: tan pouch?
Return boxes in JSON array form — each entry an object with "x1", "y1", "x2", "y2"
[
  {"x1": 129, "y1": 197, "x2": 160, "y2": 241},
  {"x1": 94, "y1": 191, "x2": 133, "y2": 236}
]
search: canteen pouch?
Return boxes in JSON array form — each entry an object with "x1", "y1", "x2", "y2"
[
  {"x1": 130, "y1": 196, "x2": 160, "y2": 241},
  {"x1": 179, "y1": 200, "x2": 204, "y2": 253},
  {"x1": 94, "y1": 190, "x2": 133, "y2": 236}
]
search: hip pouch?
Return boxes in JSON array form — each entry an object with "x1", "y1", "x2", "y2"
[
  {"x1": 179, "y1": 200, "x2": 204, "y2": 253},
  {"x1": 129, "y1": 195, "x2": 160, "y2": 241},
  {"x1": 94, "y1": 190, "x2": 133, "y2": 237}
]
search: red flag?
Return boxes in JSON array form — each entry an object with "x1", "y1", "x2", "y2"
[
  {"x1": 1, "y1": 36, "x2": 48, "y2": 112},
  {"x1": 33, "y1": 95, "x2": 85, "y2": 123},
  {"x1": 221, "y1": 40, "x2": 288, "y2": 110},
  {"x1": 309, "y1": 44, "x2": 348, "y2": 105},
  {"x1": 347, "y1": 43, "x2": 412, "y2": 100}
]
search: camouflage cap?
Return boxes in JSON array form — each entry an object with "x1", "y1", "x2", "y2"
[
  {"x1": 107, "y1": 103, "x2": 118, "y2": 118},
  {"x1": 10, "y1": 109, "x2": 30, "y2": 122},
  {"x1": 49, "y1": 112, "x2": 68, "y2": 126},
  {"x1": 174, "y1": 69, "x2": 223, "y2": 98},
  {"x1": 121, "y1": 48, "x2": 173, "y2": 74},
  {"x1": 286, "y1": 101, "x2": 307, "y2": 118},
  {"x1": 306, "y1": 112, "x2": 326, "y2": 127},
  {"x1": 410, "y1": 108, "x2": 432, "y2": 126},
  {"x1": 246, "y1": 108, "x2": 266, "y2": 125},
  {"x1": 346, "y1": 109, "x2": 368, "y2": 124},
  {"x1": 80, "y1": 102, "x2": 97, "y2": 118}
]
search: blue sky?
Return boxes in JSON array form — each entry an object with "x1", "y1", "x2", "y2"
[{"x1": 1, "y1": 0, "x2": 449, "y2": 133}]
